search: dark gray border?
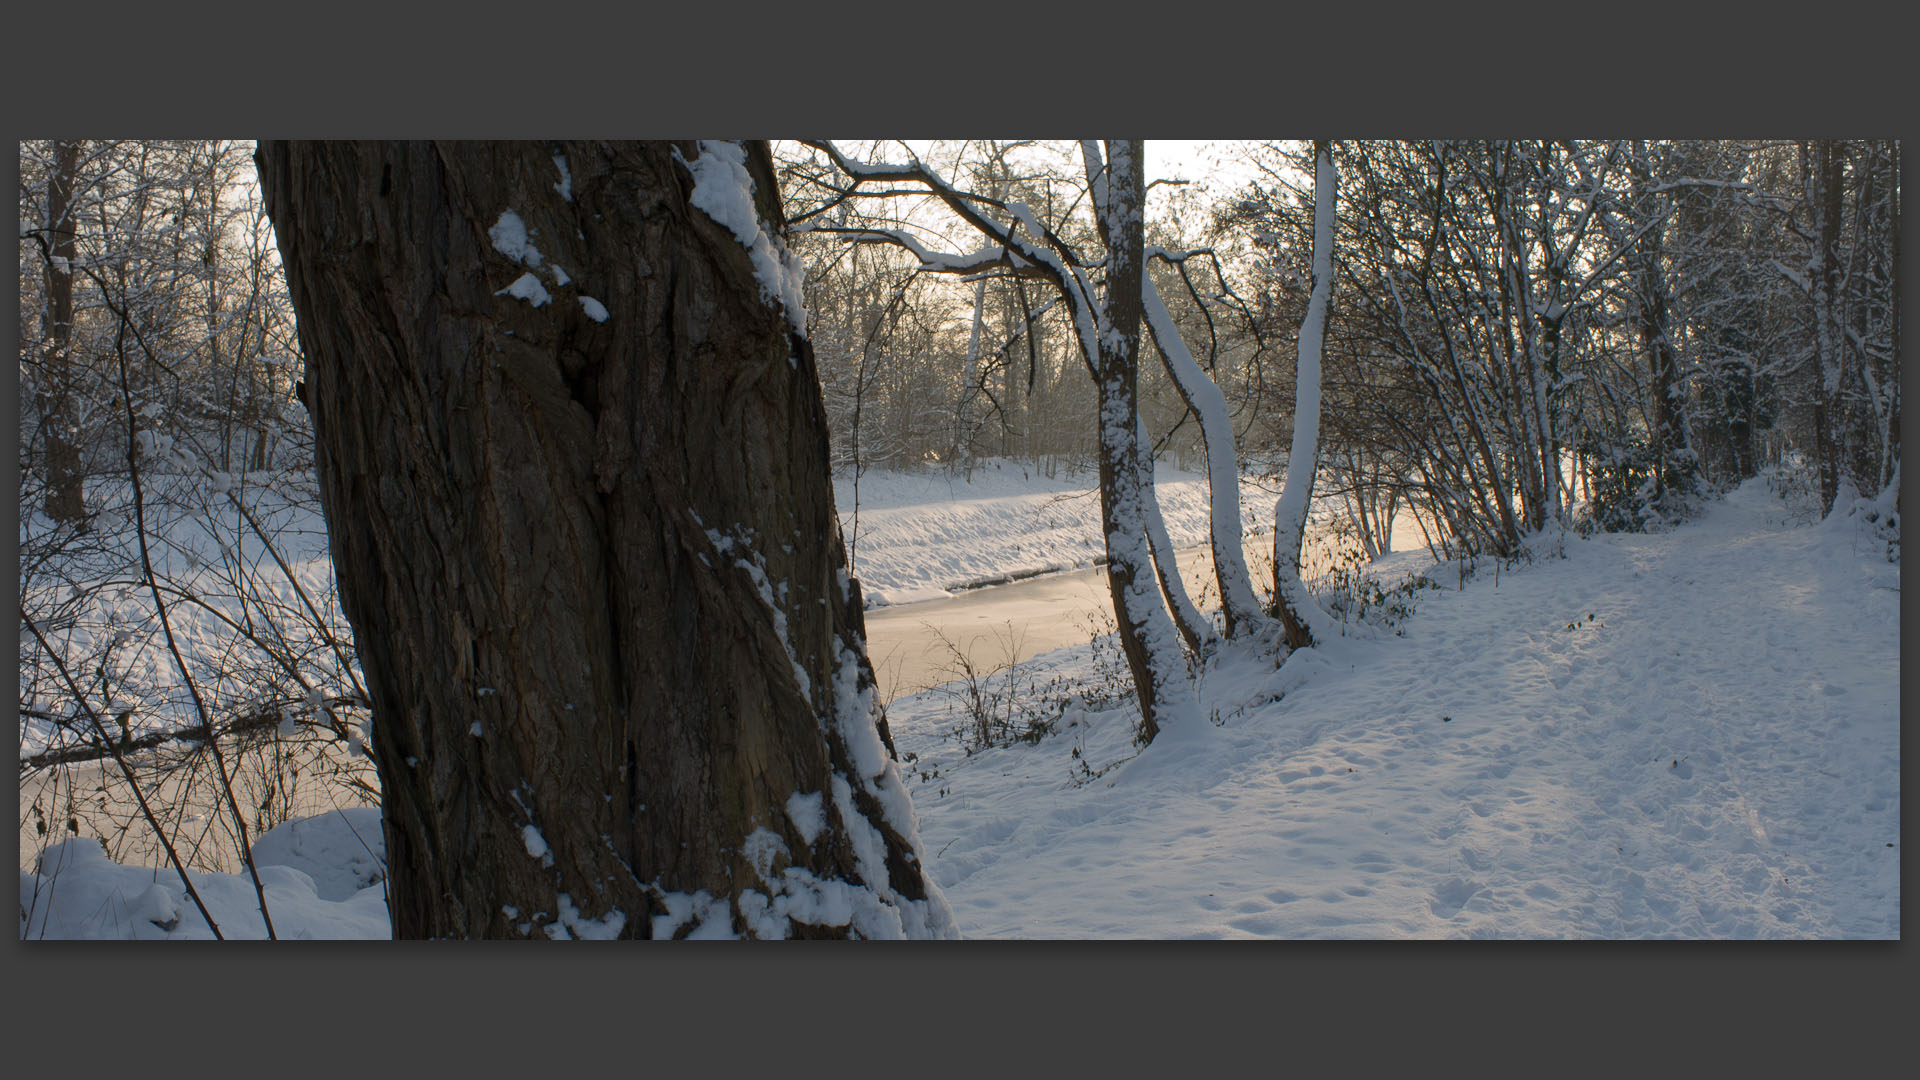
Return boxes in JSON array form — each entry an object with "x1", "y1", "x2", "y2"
[{"x1": 6, "y1": 0, "x2": 1911, "y2": 1074}]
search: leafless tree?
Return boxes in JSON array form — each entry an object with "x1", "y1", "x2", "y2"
[{"x1": 797, "y1": 139, "x2": 1199, "y2": 741}]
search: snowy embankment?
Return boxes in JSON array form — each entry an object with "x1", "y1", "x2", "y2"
[
  {"x1": 18, "y1": 475, "x2": 345, "y2": 761},
  {"x1": 835, "y1": 460, "x2": 1272, "y2": 606},
  {"x1": 21, "y1": 471, "x2": 1898, "y2": 938}
]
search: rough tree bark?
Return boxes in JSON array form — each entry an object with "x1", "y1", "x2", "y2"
[{"x1": 258, "y1": 140, "x2": 953, "y2": 939}]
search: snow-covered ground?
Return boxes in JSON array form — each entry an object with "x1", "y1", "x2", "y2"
[
  {"x1": 19, "y1": 467, "x2": 1898, "y2": 938},
  {"x1": 890, "y1": 474, "x2": 1899, "y2": 938},
  {"x1": 20, "y1": 808, "x2": 389, "y2": 940}
]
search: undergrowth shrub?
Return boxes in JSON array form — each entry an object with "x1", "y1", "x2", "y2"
[{"x1": 1574, "y1": 435, "x2": 1698, "y2": 536}]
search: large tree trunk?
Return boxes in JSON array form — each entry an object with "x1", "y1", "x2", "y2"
[
  {"x1": 258, "y1": 140, "x2": 953, "y2": 939},
  {"x1": 41, "y1": 139, "x2": 87, "y2": 528}
]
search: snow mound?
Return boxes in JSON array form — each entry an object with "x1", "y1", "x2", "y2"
[
  {"x1": 250, "y1": 807, "x2": 386, "y2": 901},
  {"x1": 21, "y1": 826, "x2": 391, "y2": 940}
]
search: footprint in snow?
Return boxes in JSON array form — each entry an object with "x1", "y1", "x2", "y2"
[
  {"x1": 1430, "y1": 877, "x2": 1481, "y2": 918},
  {"x1": 1352, "y1": 851, "x2": 1394, "y2": 872}
]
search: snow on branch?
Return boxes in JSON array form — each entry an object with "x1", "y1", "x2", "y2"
[
  {"x1": 799, "y1": 141, "x2": 1068, "y2": 277},
  {"x1": 1769, "y1": 257, "x2": 1811, "y2": 296},
  {"x1": 1645, "y1": 176, "x2": 1796, "y2": 211},
  {"x1": 807, "y1": 226, "x2": 1031, "y2": 277},
  {"x1": 802, "y1": 141, "x2": 1127, "y2": 388},
  {"x1": 1006, "y1": 200, "x2": 1047, "y2": 241},
  {"x1": 1143, "y1": 244, "x2": 1217, "y2": 264}
]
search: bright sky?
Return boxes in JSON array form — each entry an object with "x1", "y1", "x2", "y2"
[
  {"x1": 1144, "y1": 139, "x2": 1266, "y2": 193},
  {"x1": 814, "y1": 139, "x2": 1274, "y2": 194},
  {"x1": 802, "y1": 139, "x2": 1284, "y2": 243}
]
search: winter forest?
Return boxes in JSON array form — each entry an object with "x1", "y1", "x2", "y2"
[{"x1": 16, "y1": 139, "x2": 1900, "y2": 939}]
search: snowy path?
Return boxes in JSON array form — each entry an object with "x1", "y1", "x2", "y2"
[{"x1": 895, "y1": 481, "x2": 1899, "y2": 938}]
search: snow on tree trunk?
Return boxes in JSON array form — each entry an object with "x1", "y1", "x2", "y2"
[
  {"x1": 258, "y1": 140, "x2": 954, "y2": 939},
  {"x1": 1273, "y1": 141, "x2": 1339, "y2": 652},
  {"x1": 964, "y1": 276, "x2": 986, "y2": 461},
  {"x1": 1140, "y1": 273, "x2": 1269, "y2": 639},
  {"x1": 803, "y1": 138, "x2": 1197, "y2": 740},
  {"x1": 1087, "y1": 140, "x2": 1194, "y2": 743},
  {"x1": 1138, "y1": 416, "x2": 1215, "y2": 657}
]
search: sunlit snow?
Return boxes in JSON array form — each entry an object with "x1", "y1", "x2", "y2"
[{"x1": 496, "y1": 272, "x2": 551, "y2": 308}]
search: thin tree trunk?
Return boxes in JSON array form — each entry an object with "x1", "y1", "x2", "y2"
[
  {"x1": 1140, "y1": 274, "x2": 1269, "y2": 638},
  {"x1": 1138, "y1": 417, "x2": 1214, "y2": 657},
  {"x1": 42, "y1": 140, "x2": 87, "y2": 527},
  {"x1": 1630, "y1": 141, "x2": 1689, "y2": 500},
  {"x1": 1088, "y1": 139, "x2": 1191, "y2": 743},
  {"x1": 1808, "y1": 139, "x2": 1846, "y2": 515},
  {"x1": 1274, "y1": 141, "x2": 1338, "y2": 651}
]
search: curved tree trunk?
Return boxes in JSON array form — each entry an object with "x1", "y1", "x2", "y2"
[
  {"x1": 1140, "y1": 274, "x2": 1269, "y2": 639},
  {"x1": 1138, "y1": 417, "x2": 1215, "y2": 657},
  {"x1": 1274, "y1": 140, "x2": 1338, "y2": 652},
  {"x1": 259, "y1": 140, "x2": 953, "y2": 939}
]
